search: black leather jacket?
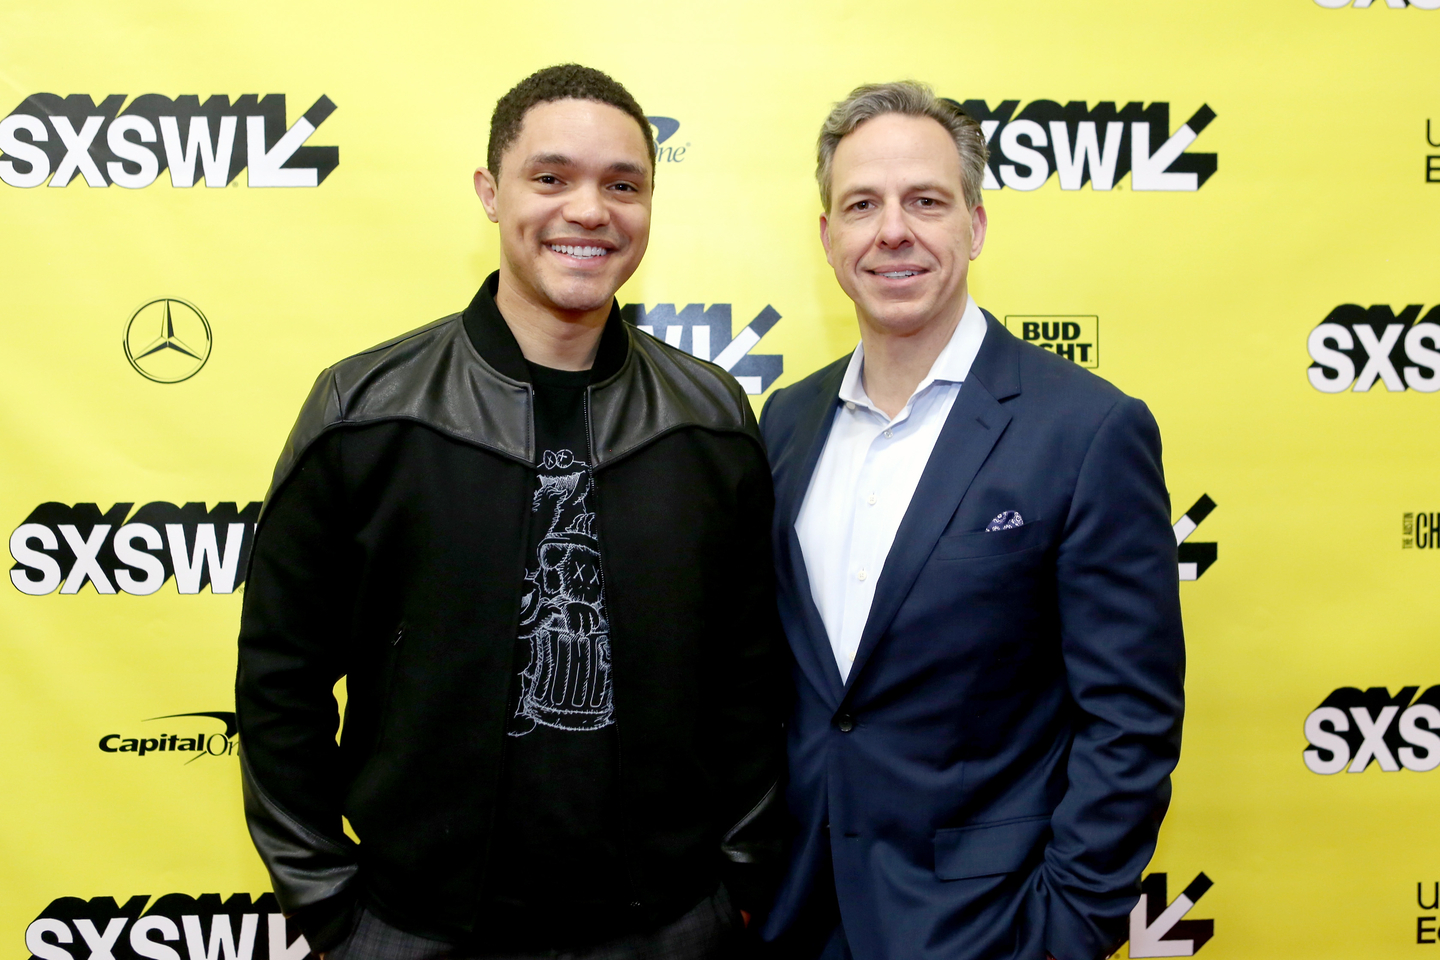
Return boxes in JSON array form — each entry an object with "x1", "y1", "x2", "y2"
[{"x1": 235, "y1": 278, "x2": 787, "y2": 950}]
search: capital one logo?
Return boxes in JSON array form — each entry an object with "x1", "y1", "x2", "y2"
[
  {"x1": 646, "y1": 116, "x2": 688, "y2": 164},
  {"x1": 1306, "y1": 304, "x2": 1440, "y2": 393},
  {"x1": 98, "y1": 711, "x2": 238, "y2": 763},
  {"x1": 623, "y1": 302, "x2": 783, "y2": 394},
  {"x1": 0, "y1": 93, "x2": 337, "y2": 189},
  {"x1": 952, "y1": 100, "x2": 1216, "y2": 192},
  {"x1": 9, "y1": 501, "x2": 259, "y2": 596},
  {"x1": 1303, "y1": 685, "x2": 1440, "y2": 774}
]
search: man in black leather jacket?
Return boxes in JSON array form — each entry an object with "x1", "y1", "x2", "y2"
[{"x1": 236, "y1": 64, "x2": 787, "y2": 960}]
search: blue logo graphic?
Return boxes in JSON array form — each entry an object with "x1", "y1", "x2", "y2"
[
  {"x1": 645, "y1": 116, "x2": 687, "y2": 164},
  {"x1": 647, "y1": 116, "x2": 680, "y2": 144}
]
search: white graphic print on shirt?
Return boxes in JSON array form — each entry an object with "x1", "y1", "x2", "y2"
[{"x1": 510, "y1": 449, "x2": 614, "y2": 736}]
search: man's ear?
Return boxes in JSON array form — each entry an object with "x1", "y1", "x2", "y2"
[
  {"x1": 820, "y1": 212, "x2": 834, "y2": 267},
  {"x1": 474, "y1": 168, "x2": 500, "y2": 223},
  {"x1": 969, "y1": 203, "x2": 988, "y2": 260}
]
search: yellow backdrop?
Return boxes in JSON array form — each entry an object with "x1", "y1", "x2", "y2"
[{"x1": 4, "y1": 1, "x2": 1438, "y2": 957}]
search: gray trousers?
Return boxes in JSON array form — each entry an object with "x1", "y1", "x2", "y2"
[{"x1": 327, "y1": 888, "x2": 741, "y2": 960}]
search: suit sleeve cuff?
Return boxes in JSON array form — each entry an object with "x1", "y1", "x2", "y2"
[{"x1": 1043, "y1": 892, "x2": 1124, "y2": 960}]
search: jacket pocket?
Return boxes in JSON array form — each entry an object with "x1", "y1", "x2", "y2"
[
  {"x1": 931, "y1": 517, "x2": 1051, "y2": 561},
  {"x1": 933, "y1": 815, "x2": 1050, "y2": 880},
  {"x1": 371, "y1": 622, "x2": 406, "y2": 748}
]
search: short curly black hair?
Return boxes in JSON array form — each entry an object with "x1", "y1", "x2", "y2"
[{"x1": 487, "y1": 64, "x2": 655, "y2": 178}]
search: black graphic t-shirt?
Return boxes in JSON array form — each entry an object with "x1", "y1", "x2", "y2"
[{"x1": 485, "y1": 360, "x2": 631, "y2": 947}]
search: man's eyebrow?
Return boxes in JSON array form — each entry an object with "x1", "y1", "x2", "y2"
[
  {"x1": 906, "y1": 181, "x2": 956, "y2": 196},
  {"x1": 837, "y1": 181, "x2": 956, "y2": 202},
  {"x1": 521, "y1": 154, "x2": 648, "y2": 178},
  {"x1": 523, "y1": 152, "x2": 576, "y2": 169},
  {"x1": 836, "y1": 183, "x2": 880, "y2": 202},
  {"x1": 607, "y1": 160, "x2": 648, "y2": 177}
]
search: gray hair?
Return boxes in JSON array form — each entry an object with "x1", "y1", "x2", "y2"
[{"x1": 816, "y1": 81, "x2": 988, "y2": 213}]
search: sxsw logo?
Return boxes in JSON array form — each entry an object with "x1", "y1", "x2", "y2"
[
  {"x1": 1303, "y1": 685, "x2": 1440, "y2": 774},
  {"x1": 1315, "y1": 0, "x2": 1440, "y2": 8},
  {"x1": 9, "y1": 502, "x2": 259, "y2": 596},
  {"x1": 1306, "y1": 304, "x2": 1440, "y2": 393},
  {"x1": 1123, "y1": 872, "x2": 1215, "y2": 957},
  {"x1": 623, "y1": 302, "x2": 782, "y2": 394},
  {"x1": 25, "y1": 892, "x2": 312, "y2": 960},
  {"x1": 952, "y1": 100, "x2": 1216, "y2": 192},
  {"x1": 0, "y1": 94, "x2": 337, "y2": 189},
  {"x1": 1173, "y1": 495, "x2": 1217, "y2": 581},
  {"x1": 1004, "y1": 315, "x2": 1098, "y2": 367}
]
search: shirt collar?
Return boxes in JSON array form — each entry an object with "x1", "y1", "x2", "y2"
[{"x1": 837, "y1": 295, "x2": 988, "y2": 413}]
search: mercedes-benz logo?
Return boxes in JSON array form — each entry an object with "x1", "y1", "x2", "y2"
[{"x1": 124, "y1": 299, "x2": 212, "y2": 383}]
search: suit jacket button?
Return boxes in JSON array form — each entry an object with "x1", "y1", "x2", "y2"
[{"x1": 836, "y1": 714, "x2": 855, "y2": 732}]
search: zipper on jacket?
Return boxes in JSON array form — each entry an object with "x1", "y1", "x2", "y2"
[
  {"x1": 583, "y1": 387, "x2": 644, "y2": 911},
  {"x1": 474, "y1": 382, "x2": 536, "y2": 914}
]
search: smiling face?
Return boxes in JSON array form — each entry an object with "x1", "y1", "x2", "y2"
[
  {"x1": 821, "y1": 112, "x2": 987, "y2": 340},
  {"x1": 475, "y1": 98, "x2": 653, "y2": 321}
]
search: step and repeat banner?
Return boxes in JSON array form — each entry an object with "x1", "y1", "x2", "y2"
[{"x1": 2, "y1": 0, "x2": 1437, "y2": 957}]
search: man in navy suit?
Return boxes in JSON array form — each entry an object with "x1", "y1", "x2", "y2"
[{"x1": 757, "y1": 81, "x2": 1185, "y2": 960}]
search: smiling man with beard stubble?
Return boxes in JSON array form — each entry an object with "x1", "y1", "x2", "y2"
[
  {"x1": 758, "y1": 81, "x2": 1185, "y2": 960},
  {"x1": 236, "y1": 64, "x2": 787, "y2": 960}
]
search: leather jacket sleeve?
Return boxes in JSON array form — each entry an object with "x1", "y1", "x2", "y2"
[
  {"x1": 713, "y1": 400, "x2": 791, "y2": 920},
  {"x1": 236, "y1": 415, "x2": 360, "y2": 953}
]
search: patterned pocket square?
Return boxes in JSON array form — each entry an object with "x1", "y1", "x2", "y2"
[{"x1": 985, "y1": 510, "x2": 1024, "y2": 532}]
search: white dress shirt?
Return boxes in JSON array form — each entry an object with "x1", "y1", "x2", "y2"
[{"x1": 795, "y1": 297, "x2": 988, "y2": 681}]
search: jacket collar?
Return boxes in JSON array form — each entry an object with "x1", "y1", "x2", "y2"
[
  {"x1": 461, "y1": 271, "x2": 629, "y2": 383},
  {"x1": 261, "y1": 273, "x2": 758, "y2": 516},
  {"x1": 965, "y1": 310, "x2": 1022, "y2": 401},
  {"x1": 778, "y1": 309, "x2": 1019, "y2": 534}
]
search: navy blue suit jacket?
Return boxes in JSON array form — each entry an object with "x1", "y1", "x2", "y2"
[{"x1": 758, "y1": 313, "x2": 1185, "y2": 960}]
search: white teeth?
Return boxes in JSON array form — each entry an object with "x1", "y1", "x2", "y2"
[
  {"x1": 880, "y1": 271, "x2": 919, "y2": 278},
  {"x1": 550, "y1": 244, "x2": 608, "y2": 259}
]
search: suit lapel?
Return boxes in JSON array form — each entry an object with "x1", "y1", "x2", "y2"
[
  {"x1": 840, "y1": 314, "x2": 1021, "y2": 701},
  {"x1": 774, "y1": 363, "x2": 848, "y2": 706}
]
